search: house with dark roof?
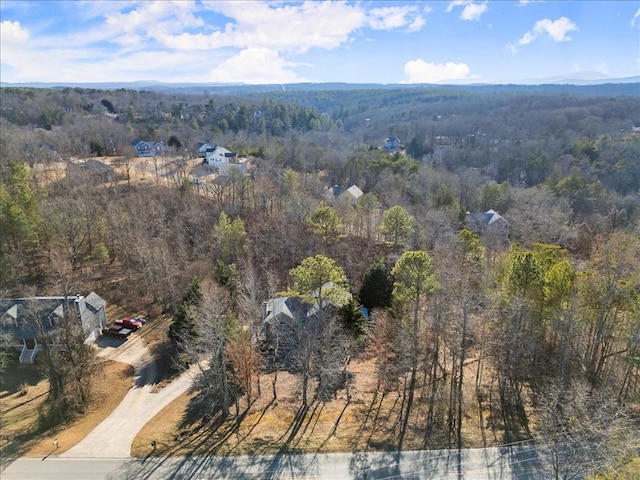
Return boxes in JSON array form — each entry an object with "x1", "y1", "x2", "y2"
[
  {"x1": 0, "y1": 293, "x2": 107, "y2": 364},
  {"x1": 325, "y1": 184, "x2": 364, "y2": 205},
  {"x1": 383, "y1": 136, "x2": 402, "y2": 152},
  {"x1": 466, "y1": 209, "x2": 510, "y2": 248},
  {"x1": 204, "y1": 145, "x2": 238, "y2": 166},
  {"x1": 131, "y1": 139, "x2": 164, "y2": 157},
  {"x1": 198, "y1": 142, "x2": 248, "y2": 175},
  {"x1": 261, "y1": 282, "x2": 353, "y2": 363},
  {"x1": 325, "y1": 185, "x2": 345, "y2": 200},
  {"x1": 197, "y1": 142, "x2": 214, "y2": 158},
  {"x1": 264, "y1": 296, "x2": 309, "y2": 330}
]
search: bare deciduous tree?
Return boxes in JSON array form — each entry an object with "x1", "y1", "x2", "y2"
[
  {"x1": 36, "y1": 302, "x2": 101, "y2": 425},
  {"x1": 534, "y1": 380, "x2": 637, "y2": 480},
  {"x1": 177, "y1": 282, "x2": 245, "y2": 422}
]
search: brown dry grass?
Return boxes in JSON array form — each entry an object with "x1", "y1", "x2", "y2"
[
  {"x1": 132, "y1": 368, "x2": 368, "y2": 457},
  {"x1": 1, "y1": 361, "x2": 133, "y2": 458},
  {"x1": 34, "y1": 156, "x2": 207, "y2": 188},
  {"x1": 132, "y1": 358, "x2": 495, "y2": 458}
]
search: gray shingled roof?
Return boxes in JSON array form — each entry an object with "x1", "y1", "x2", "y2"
[
  {"x1": 0, "y1": 297, "x2": 67, "y2": 342},
  {"x1": 0, "y1": 293, "x2": 106, "y2": 344}
]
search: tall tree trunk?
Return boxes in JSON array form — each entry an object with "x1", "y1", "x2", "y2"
[
  {"x1": 399, "y1": 293, "x2": 421, "y2": 450},
  {"x1": 457, "y1": 305, "x2": 468, "y2": 452},
  {"x1": 221, "y1": 345, "x2": 230, "y2": 418}
]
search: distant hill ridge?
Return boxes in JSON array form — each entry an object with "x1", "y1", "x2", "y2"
[{"x1": 1, "y1": 76, "x2": 639, "y2": 97}]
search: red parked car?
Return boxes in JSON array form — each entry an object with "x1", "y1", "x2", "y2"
[{"x1": 115, "y1": 317, "x2": 143, "y2": 331}]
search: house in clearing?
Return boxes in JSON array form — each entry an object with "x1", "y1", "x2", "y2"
[
  {"x1": 200, "y1": 144, "x2": 237, "y2": 166},
  {"x1": 131, "y1": 139, "x2": 164, "y2": 157},
  {"x1": 0, "y1": 293, "x2": 107, "y2": 364},
  {"x1": 198, "y1": 143, "x2": 248, "y2": 175}
]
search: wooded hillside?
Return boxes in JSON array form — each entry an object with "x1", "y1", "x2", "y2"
[{"x1": 1, "y1": 84, "x2": 639, "y2": 477}]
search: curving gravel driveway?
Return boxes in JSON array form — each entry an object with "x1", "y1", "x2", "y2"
[{"x1": 61, "y1": 337, "x2": 199, "y2": 458}]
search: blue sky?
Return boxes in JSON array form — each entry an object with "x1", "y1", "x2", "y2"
[{"x1": 1, "y1": 1, "x2": 639, "y2": 85}]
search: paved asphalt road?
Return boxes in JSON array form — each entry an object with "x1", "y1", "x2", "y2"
[{"x1": 2, "y1": 446, "x2": 543, "y2": 479}]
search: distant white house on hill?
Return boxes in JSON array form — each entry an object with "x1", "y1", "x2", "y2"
[{"x1": 198, "y1": 142, "x2": 247, "y2": 175}]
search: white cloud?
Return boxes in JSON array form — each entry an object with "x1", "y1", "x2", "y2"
[
  {"x1": 403, "y1": 59, "x2": 473, "y2": 83},
  {"x1": 519, "y1": 17, "x2": 578, "y2": 45},
  {"x1": 632, "y1": 8, "x2": 640, "y2": 27},
  {"x1": 446, "y1": 1, "x2": 488, "y2": 21},
  {"x1": 519, "y1": 32, "x2": 535, "y2": 45},
  {"x1": 596, "y1": 62, "x2": 609, "y2": 75},
  {"x1": 535, "y1": 17, "x2": 578, "y2": 41},
  {"x1": 461, "y1": 2, "x2": 487, "y2": 21},
  {"x1": 82, "y1": 1, "x2": 374, "y2": 55},
  {"x1": 0, "y1": 20, "x2": 30, "y2": 42},
  {"x1": 208, "y1": 48, "x2": 307, "y2": 84},
  {"x1": 446, "y1": 1, "x2": 468, "y2": 13},
  {"x1": 1, "y1": 0, "x2": 378, "y2": 83},
  {"x1": 408, "y1": 15, "x2": 426, "y2": 32},
  {"x1": 506, "y1": 42, "x2": 518, "y2": 55},
  {"x1": 0, "y1": 21, "x2": 30, "y2": 68},
  {"x1": 197, "y1": 1, "x2": 367, "y2": 53},
  {"x1": 367, "y1": 6, "x2": 426, "y2": 31},
  {"x1": 104, "y1": 0, "x2": 204, "y2": 42}
]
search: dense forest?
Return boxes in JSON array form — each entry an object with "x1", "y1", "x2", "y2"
[{"x1": 1, "y1": 84, "x2": 639, "y2": 477}]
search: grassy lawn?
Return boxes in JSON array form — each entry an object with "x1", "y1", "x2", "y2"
[{"x1": 1, "y1": 360, "x2": 133, "y2": 458}]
